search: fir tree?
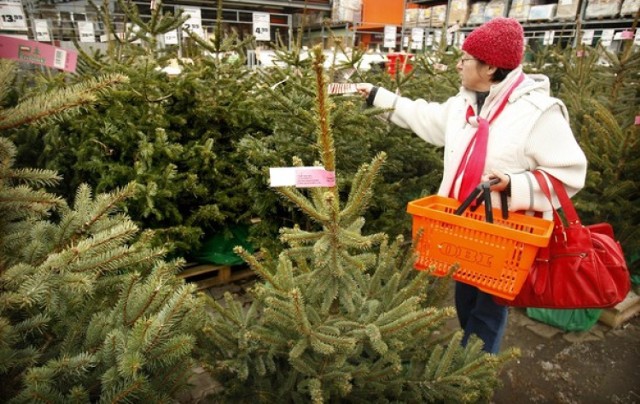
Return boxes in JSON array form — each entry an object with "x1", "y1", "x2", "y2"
[
  {"x1": 551, "y1": 40, "x2": 639, "y2": 275},
  {"x1": 198, "y1": 47, "x2": 516, "y2": 403},
  {"x1": 0, "y1": 59, "x2": 207, "y2": 402},
  {"x1": 238, "y1": 38, "x2": 458, "y2": 252},
  {"x1": 9, "y1": 0, "x2": 266, "y2": 258}
]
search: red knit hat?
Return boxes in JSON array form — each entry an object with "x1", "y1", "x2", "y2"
[{"x1": 462, "y1": 17, "x2": 524, "y2": 70}]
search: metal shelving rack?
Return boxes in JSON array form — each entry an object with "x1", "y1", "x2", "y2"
[{"x1": 405, "y1": 0, "x2": 638, "y2": 48}]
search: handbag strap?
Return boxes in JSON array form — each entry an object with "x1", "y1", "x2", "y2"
[{"x1": 532, "y1": 170, "x2": 582, "y2": 228}]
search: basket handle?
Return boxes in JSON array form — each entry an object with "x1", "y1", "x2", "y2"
[{"x1": 454, "y1": 178, "x2": 508, "y2": 223}]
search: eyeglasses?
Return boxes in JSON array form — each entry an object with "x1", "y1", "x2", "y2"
[{"x1": 459, "y1": 57, "x2": 477, "y2": 64}]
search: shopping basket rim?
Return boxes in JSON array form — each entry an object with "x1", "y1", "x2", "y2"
[{"x1": 407, "y1": 195, "x2": 553, "y2": 247}]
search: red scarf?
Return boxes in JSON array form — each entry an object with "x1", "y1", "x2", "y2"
[{"x1": 451, "y1": 73, "x2": 525, "y2": 201}]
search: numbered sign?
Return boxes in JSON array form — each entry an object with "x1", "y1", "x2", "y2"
[
  {"x1": 383, "y1": 25, "x2": 396, "y2": 49},
  {"x1": 77, "y1": 21, "x2": 95, "y2": 43},
  {"x1": 543, "y1": 30, "x2": 555, "y2": 45},
  {"x1": 411, "y1": 27, "x2": 424, "y2": 50},
  {"x1": 600, "y1": 29, "x2": 614, "y2": 47},
  {"x1": 34, "y1": 19, "x2": 51, "y2": 42},
  {"x1": 0, "y1": 1, "x2": 28, "y2": 31},
  {"x1": 180, "y1": 6, "x2": 204, "y2": 38},
  {"x1": 253, "y1": 12, "x2": 270, "y2": 41},
  {"x1": 164, "y1": 29, "x2": 178, "y2": 45},
  {"x1": 581, "y1": 30, "x2": 594, "y2": 45}
]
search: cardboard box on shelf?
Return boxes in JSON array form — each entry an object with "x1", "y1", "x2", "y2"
[
  {"x1": 508, "y1": 0, "x2": 542, "y2": 21},
  {"x1": 585, "y1": 0, "x2": 622, "y2": 18},
  {"x1": 418, "y1": 8, "x2": 432, "y2": 24},
  {"x1": 556, "y1": 0, "x2": 581, "y2": 20},
  {"x1": 468, "y1": 1, "x2": 488, "y2": 25},
  {"x1": 484, "y1": 0, "x2": 507, "y2": 21},
  {"x1": 405, "y1": 8, "x2": 419, "y2": 24},
  {"x1": 331, "y1": 0, "x2": 362, "y2": 23},
  {"x1": 528, "y1": 4, "x2": 557, "y2": 21},
  {"x1": 447, "y1": 0, "x2": 470, "y2": 26},
  {"x1": 429, "y1": 5, "x2": 448, "y2": 27},
  {"x1": 620, "y1": 0, "x2": 639, "y2": 16}
]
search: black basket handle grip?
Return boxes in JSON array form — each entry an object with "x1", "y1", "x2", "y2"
[{"x1": 454, "y1": 178, "x2": 508, "y2": 223}]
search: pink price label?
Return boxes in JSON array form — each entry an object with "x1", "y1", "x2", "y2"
[
  {"x1": 295, "y1": 168, "x2": 336, "y2": 188},
  {"x1": 0, "y1": 35, "x2": 77, "y2": 73},
  {"x1": 635, "y1": 115, "x2": 640, "y2": 126}
]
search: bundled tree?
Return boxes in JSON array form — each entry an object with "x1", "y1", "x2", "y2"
[
  {"x1": 198, "y1": 47, "x2": 516, "y2": 403},
  {"x1": 0, "y1": 59, "x2": 207, "y2": 401}
]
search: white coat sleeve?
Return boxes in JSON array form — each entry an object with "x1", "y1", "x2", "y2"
[{"x1": 372, "y1": 87, "x2": 450, "y2": 148}]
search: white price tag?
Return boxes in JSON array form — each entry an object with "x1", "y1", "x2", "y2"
[
  {"x1": 581, "y1": 30, "x2": 594, "y2": 45},
  {"x1": 0, "y1": 3, "x2": 27, "y2": 31},
  {"x1": 34, "y1": 19, "x2": 51, "y2": 42},
  {"x1": 77, "y1": 21, "x2": 95, "y2": 43},
  {"x1": 164, "y1": 29, "x2": 178, "y2": 45},
  {"x1": 253, "y1": 12, "x2": 270, "y2": 41},
  {"x1": 411, "y1": 27, "x2": 424, "y2": 50},
  {"x1": 383, "y1": 25, "x2": 396, "y2": 49},
  {"x1": 181, "y1": 7, "x2": 204, "y2": 38}
]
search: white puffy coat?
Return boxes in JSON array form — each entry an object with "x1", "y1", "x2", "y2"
[{"x1": 371, "y1": 69, "x2": 588, "y2": 214}]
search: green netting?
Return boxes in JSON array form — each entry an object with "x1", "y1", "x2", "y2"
[
  {"x1": 526, "y1": 307, "x2": 602, "y2": 332},
  {"x1": 192, "y1": 225, "x2": 254, "y2": 266}
]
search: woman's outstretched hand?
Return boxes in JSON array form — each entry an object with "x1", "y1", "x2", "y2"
[{"x1": 356, "y1": 83, "x2": 374, "y2": 97}]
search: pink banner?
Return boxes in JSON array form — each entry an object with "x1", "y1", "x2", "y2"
[{"x1": 0, "y1": 35, "x2": 77, "y2": 73}]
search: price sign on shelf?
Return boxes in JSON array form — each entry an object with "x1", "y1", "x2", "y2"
[
  {"x1": 0, "y1": 2, "x2": 28, "y2": 31},
  {"x1": 253, "y1": 12, "x2": 270, "y2": 41},
  {"x1": 180, "y1": 6, "x2": 204, "y2": 38},
  {"x1": 77, "y1": 21, "x2": 96, "y2": 43},
  {"x1": 34, "y1": 19, "x2": 51, "y2": 42},
  {"x1": 383, "y1": 25, "x2": 396, "y2": 49}
]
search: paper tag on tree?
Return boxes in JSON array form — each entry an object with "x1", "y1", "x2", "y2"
[
  {"x1": 327, "y1": 83, "x2": 357, "y2": 95},
  {"x1": 269, "y1": 167, "x2": 336, "y2": 188}
]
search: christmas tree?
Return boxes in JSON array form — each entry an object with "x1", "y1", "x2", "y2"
[
  {"x1": 8, "y1": 0, "x2": 266, "y2": 258},
  {"x1": 198, "y1": 47, "x2": 515, "y2": 403},
  {"x1": 237, "y1": 38, "x2": 459, "y2": 252},
  {"x1": 553, "y1": 40, "x2": 639, "y2": 275},
  {"x1": 0, "y1": 59, "x2": 207, "y2": 401}
]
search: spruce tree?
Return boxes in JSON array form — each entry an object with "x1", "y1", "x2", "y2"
[
  {"x1": 238, "y1": 39, "x2": 459, "y2": 252},
  {"x1": 9, "y1": 0, "x2": 266, "y2": 258},
  {"x1": 0, "y1": 59, "x2": 207, "y2": 402},
  {"x1": 552, "y1": 40, "x2": 639, "y2": 275},
  {"x1": 197, "y1": 47, "x2": 515, "y2": 403}
]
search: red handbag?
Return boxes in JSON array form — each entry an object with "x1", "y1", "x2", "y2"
[{"x1": 494, "y1": 170, "x2": 630, "y2": 309}]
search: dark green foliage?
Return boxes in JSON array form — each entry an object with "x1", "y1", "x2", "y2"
[
  {"x1": 9, "y1": 0, "x2": 268, "y2": 258},
  {"x1": 0, "y1": 59, "x2": 207, "y2": 401},
  {"x1": 542, "y1": 42, "x2": 640, "y2": 275},
  {"x1": 198, "y1": 47, "x2": 516, "y2": 403}
]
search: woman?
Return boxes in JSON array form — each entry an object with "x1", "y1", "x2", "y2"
[{"x1": 356, "y1": 17, "x2": 587, "y2": 354}]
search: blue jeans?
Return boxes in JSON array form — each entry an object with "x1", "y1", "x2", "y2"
[{"x1": 455, "y1": 281, "x2": 508, "y2": 354}]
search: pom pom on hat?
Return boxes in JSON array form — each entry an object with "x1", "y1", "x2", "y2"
[{"x1": 462, "y1": 17, "x2": 524, "y2": 69}]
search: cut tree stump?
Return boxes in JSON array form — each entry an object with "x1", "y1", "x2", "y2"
[
  {"x1": 598, "y1": 290, "x2": 640, "y2": 328},
  {"x1": 178, "y1": 263, "x2": 255, "y2": 290}
]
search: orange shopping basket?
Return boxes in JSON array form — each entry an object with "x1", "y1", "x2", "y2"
[{"x1": 407, "y1": 182, "x2": 554, "y2": 301}]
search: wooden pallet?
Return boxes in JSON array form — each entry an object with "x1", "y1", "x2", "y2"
[
  {"x1": 598, "y1": 290, "x2": 640, "y2": 328},
  {"x1": 178, "y1": 263, "x2": 255, "y2": 290}
]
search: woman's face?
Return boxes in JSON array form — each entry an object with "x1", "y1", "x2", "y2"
[{"x1": 457, "y1": 52, "x2": 496, "y2": 92}]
